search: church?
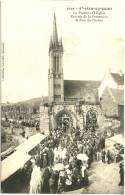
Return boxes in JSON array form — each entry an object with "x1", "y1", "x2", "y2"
[{"x1": 40, "y1": 14, "x2": 124, "y2": 135}]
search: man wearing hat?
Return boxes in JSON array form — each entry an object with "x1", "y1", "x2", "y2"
[{"x1": 119, "y1": 161, "x2": 124, "y2": 186}]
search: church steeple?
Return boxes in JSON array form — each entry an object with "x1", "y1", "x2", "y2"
[
  {"x1": 48, "y1": 13, "x2": 64, "y2": 103},
  {"x1": 52, "y1": 13, "x2": 58, "y2": 45},
  {"x1": 49, "y1": 13, "x2": 63, "y2": 53}
]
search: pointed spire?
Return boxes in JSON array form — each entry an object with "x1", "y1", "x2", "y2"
[
  {"x1": 53, "y1": 13, "x2": 58, "y2": 45},
  {"x1": 49, "y1": 13, "x2": 63, "y2": 54}
]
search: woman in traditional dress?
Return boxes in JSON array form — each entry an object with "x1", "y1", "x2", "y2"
[{"x1": 29, "y1": 160, "x2": 42, "y2": 193}]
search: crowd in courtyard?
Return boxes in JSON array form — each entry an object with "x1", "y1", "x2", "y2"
[{"x1": 28, "y1": 126, "x2": 124, "y2": 194}]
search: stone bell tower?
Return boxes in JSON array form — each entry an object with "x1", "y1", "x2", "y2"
[{"x1": 48, "y1": 13, "x2": 64, "y2": 103}]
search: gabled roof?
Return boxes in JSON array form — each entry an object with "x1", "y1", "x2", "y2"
[
  {"x1": 64, "y1": 80, "x2": 100, "y2": 102},
  {"x1": 109, "y1": 88, "x2": 124, "y2": 105},
  {"x1": 111, "y1": 73, "x2": 124, "y2": 86}
]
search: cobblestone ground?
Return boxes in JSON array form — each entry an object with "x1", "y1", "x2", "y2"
[{"x1": 66, "y1": 161, "x2": 124, "y2": 194}]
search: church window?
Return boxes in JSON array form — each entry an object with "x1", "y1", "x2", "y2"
[
  {"x1": 54, "y1": 84, "x2": 61, "y2": 88},
  {"x1": 54, "y1": 95, "x2": 61, "y2": 99},
  {"x1": 57, "y1": 56, "x2": 59, "y2": 72},
  {"x1": 53, "y1": 56, "x2": 56, "y2": 71}
]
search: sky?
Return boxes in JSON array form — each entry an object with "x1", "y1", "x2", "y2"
[{"x1": 1, "y1": 0, "x2": 124, "y2": 103}]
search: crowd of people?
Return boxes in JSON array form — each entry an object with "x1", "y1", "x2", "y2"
[{"x1": 28, "y1": 126, "x2": 113, "y2": 194}]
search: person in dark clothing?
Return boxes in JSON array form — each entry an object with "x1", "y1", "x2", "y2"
[
  {"x1": 35, "y1": 155, "x2": 42, "y2": 168},
  {"x1": 76, "y1": 159, "x2": 82, "y2": 171},
  {"x1": 58, "y1": 176, "x2": 65, "y2": 193},
  {"x1": 119, "y1": 162, "x2": 124, "y2": 186},
  {"x1": 49, "y1": 175, "x2": 55, "y2": 194},
  {"x1": 101, "y1": 149, "x2": 106, "y2": 163},
  {"x1": 106, "y1": 150, "x2": 111, "y2": 164},
  {"x1": 42, "y1": 153, "x2": 48, "y2": 168},
  {"x1": 71, "y1": 171, "x2": 77, "y2": 190},
  {"x1": 88, "y1": 147, "x2": 94, "y2": 167},
  {"x1": 84, "y1": 169, "x2": 89, "y2": 187},
  {"x1": 87, "y1": 158, "x2": 92, "y2": 169},
  {"x1": 48, "y1": 148, "x2": 54, "y2": 166},
  {"x1": 100, "y1": 137, "x2": 105, "y2": 149},
  {"x1": 49, "y1": 167, "x2": 53, "y2": 177},
  {"x1": 53, "y1": 170, "x2": 59, "y2": 193},
  {"x1": 42, "y1": 167, "x2": 50, "y2": 193}
]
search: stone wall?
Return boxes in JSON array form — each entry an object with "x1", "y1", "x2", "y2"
[
  {"x1": 40, "y1": 105, "x2": 49, "y2": 135},
  {"x1": 100, "y1": 88, "x2": 118, "y2": 117},
  {"x1": 99, "y1": 87, "x2": 123, "y2": 132}
]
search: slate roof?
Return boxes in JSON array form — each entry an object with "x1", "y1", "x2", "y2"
[
  {"x1": 109, "y1": 88, "x2": 124, "y2": 105},
  {"x1": 111, "y1": 73, "x2": 124, "y2": 86},
  {"x1": 64, "y1": 80, "x2": 100, "y2": 102}
]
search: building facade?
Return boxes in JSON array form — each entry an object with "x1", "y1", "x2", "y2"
[
  {"x1": 40, "y1": 14, "x2": 105, "y2": 134},
  {"x1": 99, "y1": 72, "x2": 124, "y2": 134}
]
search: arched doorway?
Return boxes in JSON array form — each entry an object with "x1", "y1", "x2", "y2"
[
  {"x1": 55, "y1": 109, "x2": 73, "y2": 132},
  {"x1": 86, "y1": 108, "x2": 98, "y2": 131}
]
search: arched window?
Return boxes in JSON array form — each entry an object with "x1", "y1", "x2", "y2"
[
  {"x1": 57, "y1": 56, "x2": 59, "y2": 72},
  {"x1": 53, "y1": 56, "x2": 56, "y2": 72}
]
